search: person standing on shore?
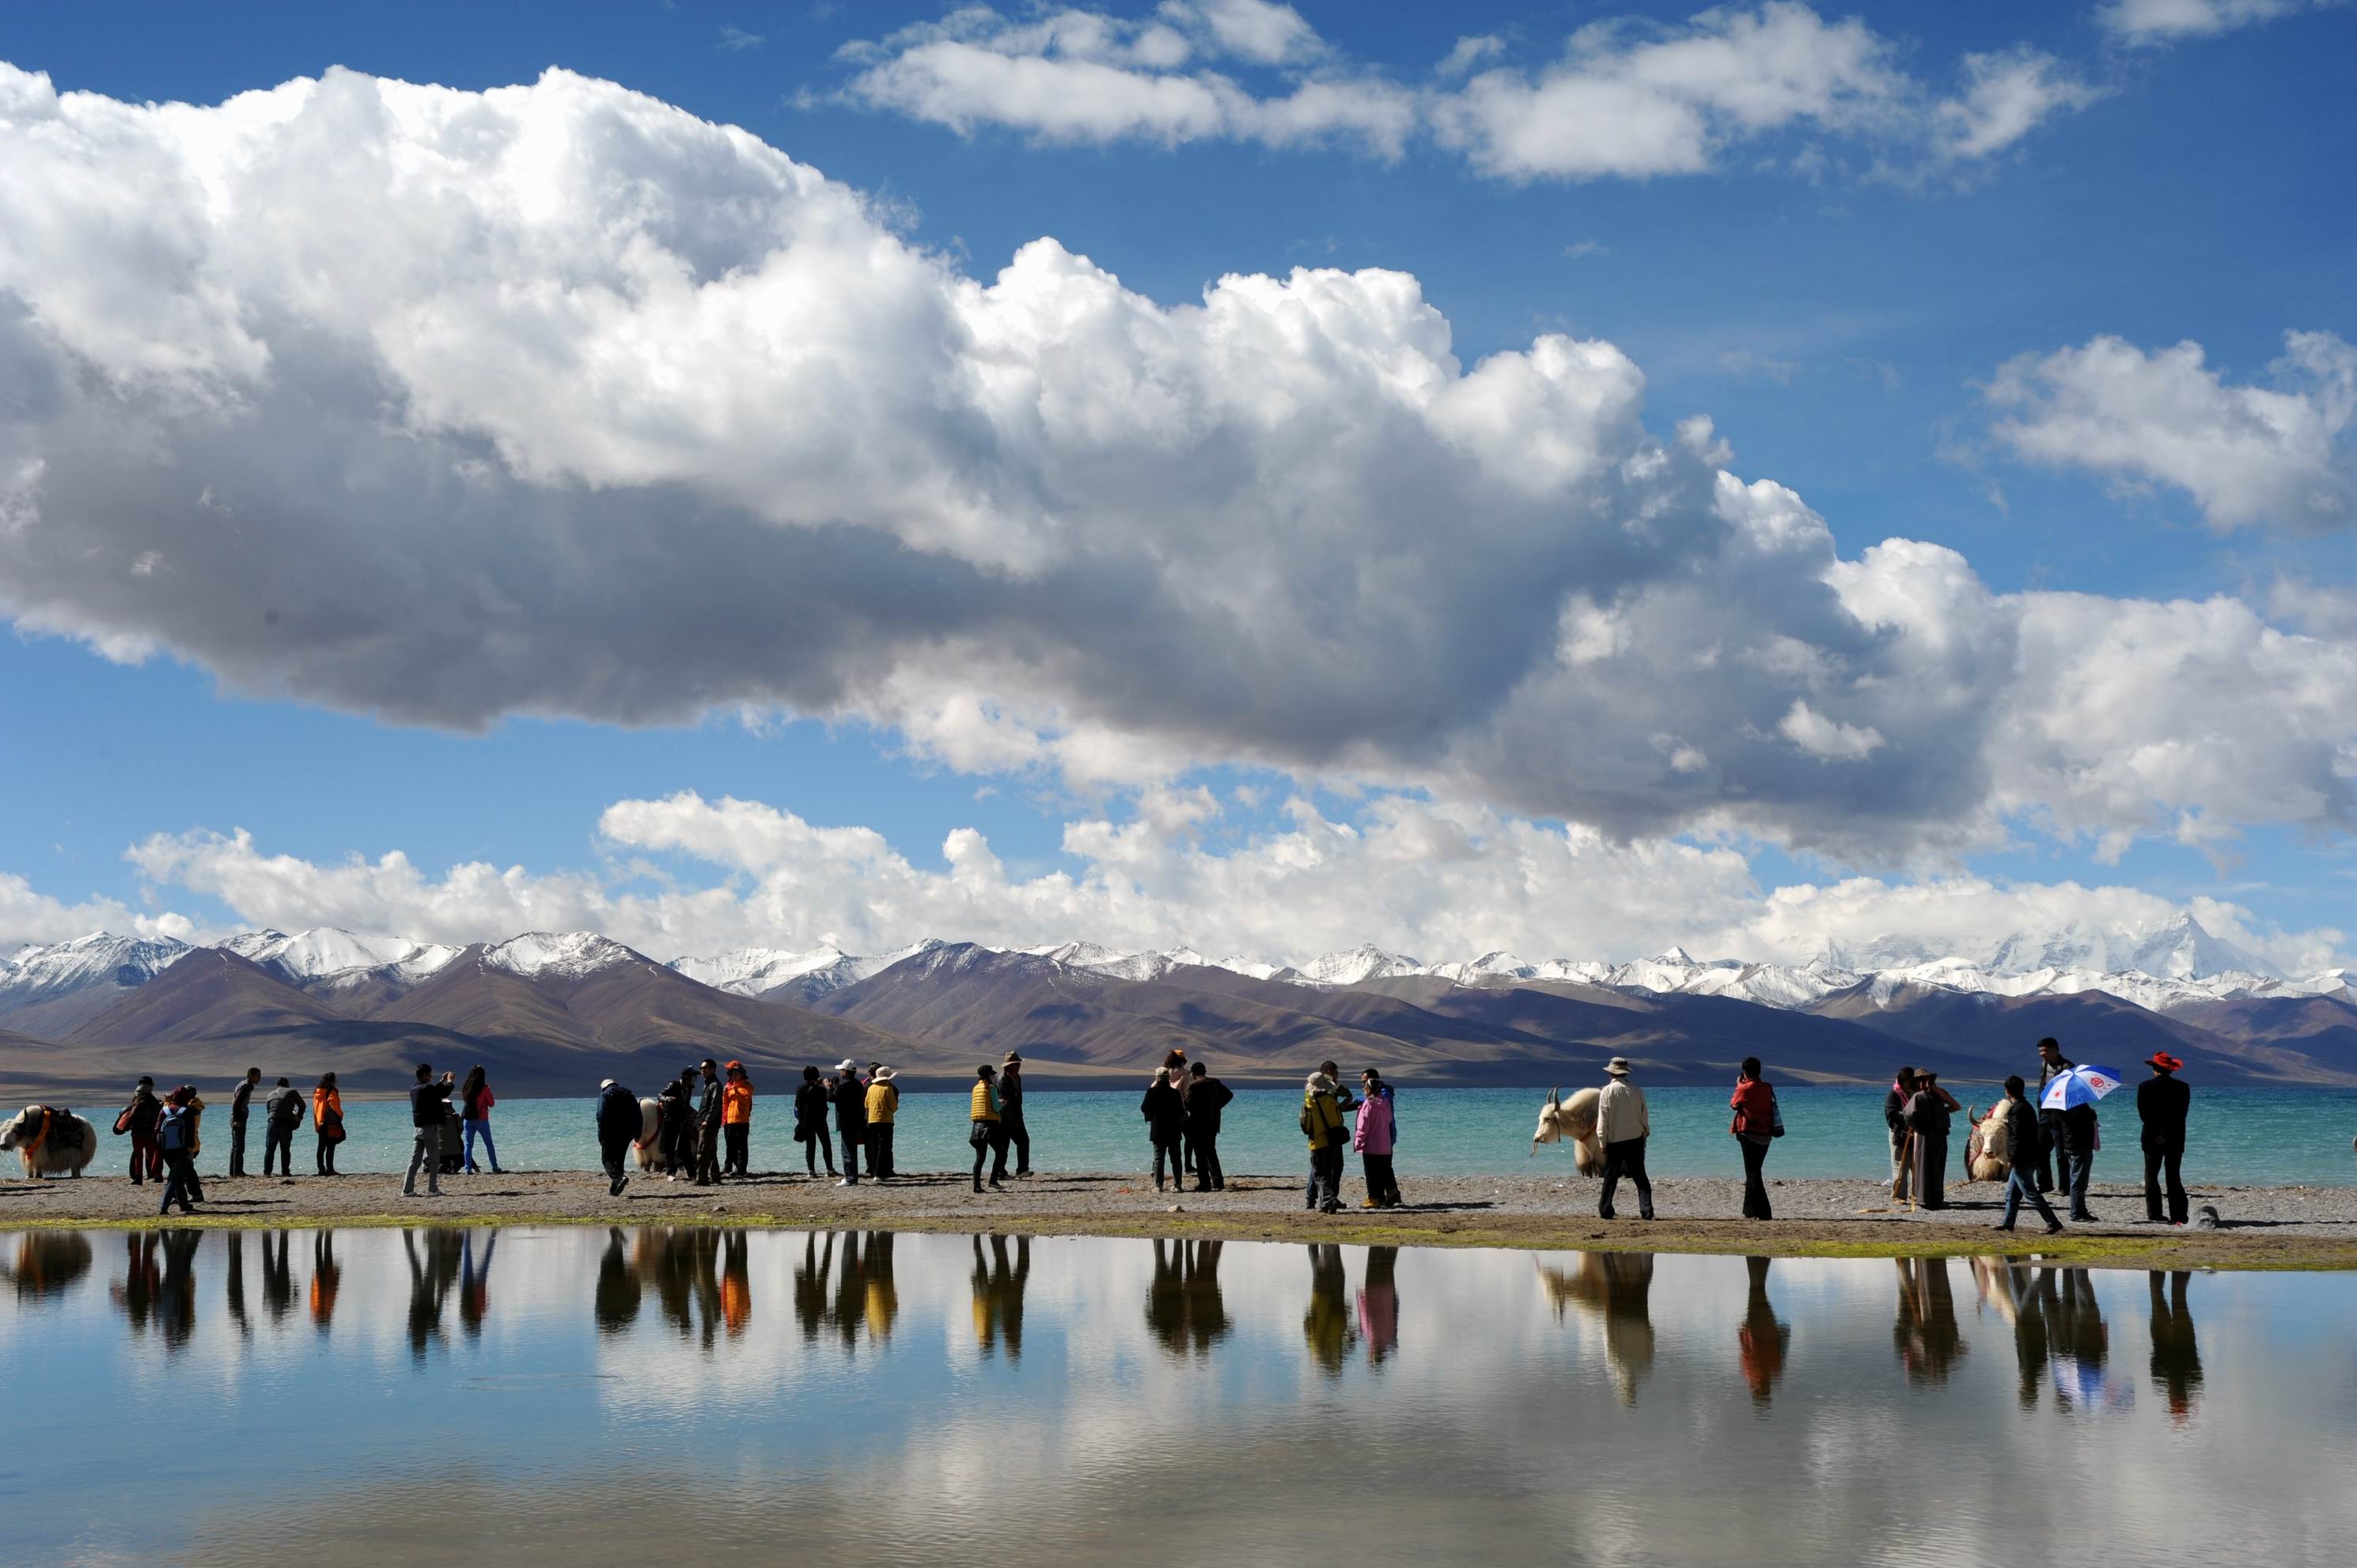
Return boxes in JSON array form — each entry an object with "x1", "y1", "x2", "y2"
[
  {"x1": 695, "y1": 1059, "x2": 726, "y2": 1187},
  {"x1": 1302, "y1": 1070, "x2": 1347, "y2": 1214},
  {"x1": 1730, "y1": 1057, "x2": 1777, "y2": 1220},
  {"x1": 656, "y1": 1070, "x2": 695, "y2": 1180},
  {"x1": 261, "y1": 1077, "x2": 305, "y2": 1176},
  {"x1": 2035, "y1": 1038, "x2": 2075, "y2": 1195},
  {"x1": 832, "y1": 1058, "x2": 867, "y2": 1187},
  {"x1": 156, "y1": 1086, "x2": 200, "y2": 1216},
  {"x1": 865, "y1": 1066, "x2": 900, "y2": 1183},
  {"x1": 228, "y1": 1066, "x2": 261, "y2": 1177},
  {"x1": 1184, "y1": 1061, "x2": 1231, "y2": 1191},
  {"x1": 460, "y1": 1066, "x2": 503, "y2": 1176},
  {"x1": 721, "y1": 1062, "x2": 754, "y2": 1179},
  {"x1": 970, "y1": 1064, "x2": 1005, "y2": 1193},
  {"x1": 1992, "y1": 1076, "x2": 2065, "y2": 1234},
  {"x1": 595, "y1": 1078, "x2": 639, "y2": 1196},
  {"x1": 998, "y1": 1052, "x2": 1031, "y2": 1178},
  {"x1": 1158, "y1": 1049, "x2": 1192, "y2": 1176},
  {"x1": 2060, "y1": 1076, "x2": 2101, "y2": 1223},
  {"x1": 1596, "y1": 1057, "x2": 1654, "y2": 1221},
  {"x1": 794, "y1": 1066, "x2": 835, "y2": 1179},
  {"x1": 115, "y1": 1076, "x2": 163, "y2": 1185},
  {"x1": 2139, "y1": 1052, "x2": 2192, "y2": 1225},
  {"x1": 1885, "y1": 1066, "x2": 1918, "y2": 1202},
  {"x1": 313, "y1": 1073, "x2": 344, "y2": 1176},
  {"x1": 1143, "y1": 1067, "x2": 1187, "y2": 1191},
  {"x1": 403, "y1": 1064, "x2": 454, "y2": 1198},
  {"x1": 1354, "y1": 1068, "x2": 1400, "y2": 1210},
  {"x1": 1904, "y1": 1071, "x2": 1961, "y2": 1210}
]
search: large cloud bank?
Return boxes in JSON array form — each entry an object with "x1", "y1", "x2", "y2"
[{"x1": 2, "y1": 60, "x2": 2354, "y2": 873}]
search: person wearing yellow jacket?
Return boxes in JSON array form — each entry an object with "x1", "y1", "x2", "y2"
[
  {"x1": 968, "y1": 1065, "x2": 1004, "y2": 1195},
  {"x1": 720, "y1": 1062, "x2": 755, "y2": 1179},
  {"x1": 864, "y1": 1067, "x2": 900, "y2": 1182},
  {"x1": 1302, "y1": 1070, "x2": 1347, "y2": 1214}
]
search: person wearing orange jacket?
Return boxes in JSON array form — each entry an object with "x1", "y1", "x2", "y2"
[
  {"x1": 312, "y1": 1074, "x2": 344, "y2": 1176},
  {"x1": 720, "y1": 1061, "x2": 755, "y2": 1179}
]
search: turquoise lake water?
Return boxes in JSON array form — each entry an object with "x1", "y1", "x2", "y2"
[
  {"x1": 5, "y1": 1225, "x2": 2353, "y2": 1565},
  {"x1": 87, "y1": 1082, "x2": 2357, "y2": 1185}
]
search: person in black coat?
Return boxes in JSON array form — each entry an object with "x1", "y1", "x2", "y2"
[
  {"x1": 1141, "y1": 1068, "x2": 1187, "y2": 1191},
  {"x1": 694, "y1": 1059, "x2": 725, "y2": 1187},
  {"x1": 655, "y1": 1071, "x2": 697, "y2": 1179},
  {"x1": 831, "y1": 1059, "x2": 867, "y2": 1186},
  {"x1": 1991, "y1": 1076, "x2": 2063, "y2": 1234},
  {"x1": 793, "y1": 1065, "x2": 836, "y2": 1178},
  {"x1": 595, "y1": 1079, "x2": 641, "y2": 1195},
  {"x1": 1182, "y1": 1061, "x2": 1233, "y2": 1192},
  {"x1": 2138, "y1": 1052, "x2": 2192, "y2": 1225},
  {"x1": 2033, "y1": 1038, "x2": 2074, "y2": 1194}
]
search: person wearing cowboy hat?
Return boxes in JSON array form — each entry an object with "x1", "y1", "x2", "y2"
[
  {"x1": 1595, "y1": 1058, "x2": 1654, "y2": 1221},
  {"x1": 865, "y1": 1066, "x2": 901, "y2": 1181},
  {"x1": 2138, "y1": 1052, "x2": 2192, "y2": 1225},
  {"x1": 996, "y1": 1051, "x2": 1031, "y2": 1180}
]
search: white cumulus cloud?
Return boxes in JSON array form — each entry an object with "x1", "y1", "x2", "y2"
[{"x1": 2099, "y1": 0, "x2": 2351, "y2": 44}]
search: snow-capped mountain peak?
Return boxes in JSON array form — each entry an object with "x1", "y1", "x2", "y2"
[
  {"x1": 1294, "y1": 944, "x2": 1425, "y2": 987},
  {"x1": 483, "y1": 930, "x2": 641, "y2": 979},
  {"x1": 0, "y1": 930, "x2": 191, "y2": 1002}
]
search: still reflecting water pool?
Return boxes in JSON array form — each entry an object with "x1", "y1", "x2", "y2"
[{"x1": 4, "y1": 1227, "x2": 2353, "y2": 1565}]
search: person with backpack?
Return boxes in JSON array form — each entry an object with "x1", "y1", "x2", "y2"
[
  {"x1": 832, "y1": 1058, "x2": 869, "y2": 1187},
  {"x1": 1142, "y1": 1067, "x2": 1188, "y2": 1191},
  {"x1": 313, "y1": 1073, "x2": 345, "y2": 1176},
  {"x1": 156, "y1": 1085, "x2": 201, "y2": 1216},
  {"x1": 1991, "y1": 1075, "x2": 2064, "y2": 1234},
  {"x1": 721, "y1": 1061, "x2": 754, "y2": 1179},
  {"x1": 459, "y1": 1065, "x2": 504, "y2": 1176},
  {"x1": 1904, "y1": 1071, "x2": 1961, "y2": 1210},
  {"x1": 1182, "y1": 1060, "x2": 1232, "y2": 1192},
  {"x1": 1302, "y1": 1070, "x2": 1348, "y2": 1214},
  {"x1": 969, "y1": 1064, "x2": 1006, "y2": 1194},
  {"x1": 1353, "y1": 1068, "x2": 1400, "y2": 1210},
  {"x1": 114, "y1": 1075, "x2": 164, "y2": 1185},
  {"x1": 595, "y1": 1078, "x2": 640, "y2": 1196},
  {"x1": 1730, "y1": 1057, "x2": 1779, "y2": 1220},
  {"x1": 261, "y1": 1077, "x2": 306, "y2": 1176},
  {"x1": 794, "y1": 1066, "x2": 836, "y2": 1179}
]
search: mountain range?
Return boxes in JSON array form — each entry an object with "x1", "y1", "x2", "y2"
[{"x1": 2, "y1": 913, "x2": 2352, "y2": 1098}]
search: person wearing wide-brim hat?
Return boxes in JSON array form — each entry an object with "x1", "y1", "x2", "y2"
[
  {"x1": 864, "y1": 1066, "x2": 900, "y2": 1181},
  {"x1": 1595, "y1": 1058, "x2": 1654, "y2": 1221},
  {"x1": 996, "y1": 1051, "x2": 1031, "y2": 1180},
  {"x1": 2137, "y1": 1051, "x2": 2192, "y2": 1225}
]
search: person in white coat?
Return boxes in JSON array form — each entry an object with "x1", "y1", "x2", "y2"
[{"x1": 1595, "y1": 1058, "x2": 1654, "y2": 1221}]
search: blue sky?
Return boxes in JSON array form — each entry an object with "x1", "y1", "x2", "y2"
[{"x1": 1, "y1": 1, "x2": 2352, "y2": 968}]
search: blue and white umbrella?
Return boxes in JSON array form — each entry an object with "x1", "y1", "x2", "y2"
[{"x1": 2041, "y1": 1064, "x2": 2127, "y2": 1111}]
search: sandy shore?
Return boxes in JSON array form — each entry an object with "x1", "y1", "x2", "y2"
[{"x1": 8, "y1": 1166, "x2": 2355, "y2": 1270}]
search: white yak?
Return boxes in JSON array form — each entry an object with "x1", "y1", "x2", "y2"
[
  {"x1": 1, "y1": 1106, "x2": 98, "y2": 1178},
  {"x1": 1965, "y1": 1097, "x2": 2017, "y2": 1183},
  {"x1": 1532, "y1": 1085, "x2": 1604, "y2": 1176}
]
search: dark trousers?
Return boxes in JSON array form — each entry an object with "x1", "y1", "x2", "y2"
[
  {"x1": 1999, "y1": 1168, "x2": 2062, "y2": 1229},
  {"x1": 315, "y1": 1129, "x2": 337, "y2": 1175},
  {"x1": 866, "y1": 1124, "x2": 894, "y2": 1180},
  {"x1": 837, "y1": 1128, "x2": 862, "y2": 1184},
  {"x1": 599, "y1": 1134, "x2": 632, "y2": 1186},
  {"x1": 801, "y1": 1129, "x2": 835, "y2": 1175},
  {"x1": 159, "y1": 1149, "x2": 199, "y2": 1214},
  {"x1": 1599, "y1": 1138, "x2": 1654, "y2": 1220},
  {"x1": 1737, "y1": 1135, "x2": 1772, "y2": 1219},
  {"x1": 1192, "y1": 1131, "x2": 1224, "y2": 1190},
  {"x1": 1362, "y1": 1152, "x2": 1399, "y2": 1206},
  {"x1": 1152, "y1": 1135, "x2": 1184, "y2": 1187},
  {"x1": 229, "y1": 1117, "x2": 250, "y2": 1176},
  {"x1": 697, "y1": 1122, "x2": 723, "y2": 1183},
  {"x1": 2035, "y1": 1112, "x2": 2063, "y2": 1191},
  {"x1": 723, "y1": 1123, "x2": 749, "y2": 1176},
  {"x1": 128, "y1": 1131, "x2": 162, "y2": 1184},
  {"x1": 971, "y1": 1123, "x2": 1005, "y2": 1187},
  {"x1": 1305, "y1": 1144, "x2": 1343, "y2": 1209},
  {"x1": 262, "y1": 1123, "x2": 296, "y2": 1176},
  {"x1": 2067, "y1": 1141, "x2": 2097, "y2": 1220},
  {"x1": 1001, "y1": 1114, "x2": 1030, "y2": 1176},
  {"x1": 2143, "y1": 1138, "x2": 2188, "y2": 1224}
]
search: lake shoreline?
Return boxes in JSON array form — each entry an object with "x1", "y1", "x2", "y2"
[{"x1": 11, "y1": 1169, "x2": 2357, "y2": 1271}]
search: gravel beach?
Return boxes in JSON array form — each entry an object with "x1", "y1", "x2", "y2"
[{"x1": 9, "y1": 1166, "x2": 2357, "y2": 1270}]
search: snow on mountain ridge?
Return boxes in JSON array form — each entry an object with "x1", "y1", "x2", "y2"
[
  {"x1": 0, "y1": 931, "x2": 191, "y2": 1002},
  {"x1": 483, "y1": 930, "x2": 642, "y2": 979}
]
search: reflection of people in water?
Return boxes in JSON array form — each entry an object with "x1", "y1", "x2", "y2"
[
  {"x1": 404, "y1": 1229, "x2": 465, "y2": 1360},
  {"x1": 309, "y1": 1232, "x2": 342, "y2": 1331},
  {"x1": 645, "y1": 1227, "x2": 726, "y2": 1346},
  {"x1": 1144, "y1": 1239, "x2": 1230, "y2": 1358},
  {"x1": 2048, "y1": 1267, "x2": 2116, "y2": 1414},
  {"x1": 115, "y1": 1232, "x2": 162, "y2": 1338},
  {"x1": 157, "y1": 1229, "x2": 201, "y2": 1351},
  {"x1": 2147, "y1": 1271, "x2": 2202, "y2": 1425},
  {"x1": 1737, "y1": 1256, "x2": 1789, "y2": 1407},
  {"x1": 458, "y1": 1231, "x2": 497, "y2": 1338},
  {"x1": 794, "y1": 1232, "x2": 900, "y2": 1348},
  {"x1": 225, "y1": 1230, "x2": 251, "y2": 1339},
  {"x1": 260, "y1": 1231, "x2": 294, "y2": 1323},
  {"x1": 970, "y1": 1233, "x2": 1029, "y2": 1361},
  {"x1": 596, "y1": 1228, "x2": 642, "y2": 1334},
  {"x1": 1536, "y1": 1252, "x2": 1656, "y2": 1406},
  {"x1": 721, "y1": 1230, "x2": 752, "y2": 1339},
  {"x1": 1302, "y1": 1244, "x2": 1355, "y2": 1374},
  {"x1": 1968, "y1": 1257, "x2": 2049, "y2": 1410},
  {"x1": 4, "y1": 1232, "x2": 93, "y2": 1301},
  {"x1": 1893, "y1": 1258, "x2": 1966, "y2": 1384},
  {"x1": 793, "y1": 1233, "x2": 832, "y2": 1342},
  {"x1": 1356, "y1": 1247, "x2": 1400, "y2": 1365}
]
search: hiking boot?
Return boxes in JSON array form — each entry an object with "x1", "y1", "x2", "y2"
[
  {"x1": 2043, "y1": 1222, "x2": 2066, "y2": 1234},
  {"x1": 1361, "y1": 1198, "x2": 1380, "y2": 1209}
]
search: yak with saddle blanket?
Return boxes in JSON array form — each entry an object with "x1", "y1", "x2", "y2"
[{"x1": 2, "y1": 1105, "x2": 98, "y2": 1178}]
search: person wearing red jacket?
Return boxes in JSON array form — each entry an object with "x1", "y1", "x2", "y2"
[{"x1": 1730, "y1": 1057, "x2": 1779, "y2": 1220}]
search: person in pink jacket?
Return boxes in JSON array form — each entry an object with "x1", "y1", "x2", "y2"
[{"x1": 1352, "y1": 1069, "x2": 1402, "y2": 1210}]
